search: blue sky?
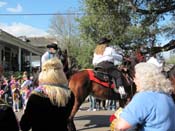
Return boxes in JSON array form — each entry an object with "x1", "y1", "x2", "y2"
[{"x1": 0, "y1": 0, "x2": 80, "y2": 37}]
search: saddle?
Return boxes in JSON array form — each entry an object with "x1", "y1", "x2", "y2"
[
  {"x1": 87, "y1": 69, "x2": 115, "y2": 88},
  {"x1": 93, "y1": 65, "x2": 115, "y2": 88},
  {"x1": 94, "y1": 70, "x2": 112, "y2": 82},
  {"x1": 94, "y1": 65, "x2": 113, "y2": 82}
]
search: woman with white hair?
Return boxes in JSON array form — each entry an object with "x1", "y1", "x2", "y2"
[
  {"x1": 20, "y1": 58, "x2": 74, "y2": 131},
  {"x1": 114, "y1": 62, "x2": 175, "y2": 131}
]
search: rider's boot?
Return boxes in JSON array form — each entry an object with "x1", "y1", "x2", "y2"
[
  {"x1": 113, "y1": 78, "x2": 127, "y2": 99},
  {"x1": 118, "y1": 86, "x2": 126, "y2": 99}
]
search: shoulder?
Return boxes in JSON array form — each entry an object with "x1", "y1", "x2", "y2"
[
  {"x1": 42, "y1": 51, "x2": 49, "y2": 57},
  {"x1": 132, "y1": 91, "x2": 156, "y2": 102},
  {"x1": 124, "y1": 92, "x2": 156, "y2": 111},
  {"x1": 120, "y1": 92, "x2": 155, "y2": 126}
]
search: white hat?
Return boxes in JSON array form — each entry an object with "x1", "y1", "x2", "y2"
[{"x1": 147, "y1": 57, "x2": 163, "y2": 68}]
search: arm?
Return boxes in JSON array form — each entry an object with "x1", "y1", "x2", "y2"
[
  {"x1": 111, "y1": 48, "x2": 123, "y2": 61},
  {"x1": 115, "y1": 117, "x2": 132, "y2": 131},
  {"x1": 41, "y1": 52, "x2": 48, "y2": 64},
  {"x1": 114, "y1": 93, "x2": 152, "y2": 131},
  {"x1": 92, "y1": 53, "x2": 99, "y2": 66}
]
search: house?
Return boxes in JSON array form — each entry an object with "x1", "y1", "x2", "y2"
[{"x1": 0, "y1": 29, "x2": 45, "y2": 72}]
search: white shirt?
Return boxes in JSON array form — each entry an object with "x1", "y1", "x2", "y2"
[
  {"x1": 41, "y1": 51, "x2": 55, "y2": 65},
  {"x1": 92, "y1": 46, "x2": 123, "y2": 66},
  {"x1": 21, "y1": 80, "x2": 32, "y2": 89}
]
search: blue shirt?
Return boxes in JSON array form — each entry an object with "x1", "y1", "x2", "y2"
[{"x1": 120, "y1": 91, "x2": 175, "y2": 131}]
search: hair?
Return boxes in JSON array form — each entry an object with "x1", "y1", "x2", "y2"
[
  {"x1": 94, "y1": 44, "x2": 108, "y2": 55},
  {"x1": 37, "y1": 57, "x2": 70, "y2": 107},
  {"x1": 168, "y1": 65, "x2": 175, "y2": 94},
  {"x1": 135, "y1": 62, "x2": 173, "y2": 94}
]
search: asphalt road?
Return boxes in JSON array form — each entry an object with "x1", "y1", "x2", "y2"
[{"x1": 16, "y1": 101, "x2": 115, "y2": 131}]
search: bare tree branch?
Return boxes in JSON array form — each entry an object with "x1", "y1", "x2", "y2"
[{"x1": 128, "y1": 0, "x2": 175, "y2": 15}]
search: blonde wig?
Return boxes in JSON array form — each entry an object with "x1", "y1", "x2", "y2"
[
  {"x1": 135, "y1": 62, "x2": 173, "y2": 94},
  {"x1": 94, "y1": 44, "x2": 108, "y2": 55},
  {"x1": 38, "y1": 57, "x2": 71, "y2": 107}
]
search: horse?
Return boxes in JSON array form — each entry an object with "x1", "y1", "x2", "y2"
[{"x1": 67, "y1": 66, "x2": 136, "y2": 131}]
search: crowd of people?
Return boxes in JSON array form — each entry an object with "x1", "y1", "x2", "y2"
[
  {"x1": 0, "y1": 72, "x2": 35, "y2": 112},
  {"x1": 0, "y1": 71, "x2": 36, "y2": 131},
  {"x1": 0, "y1": 57, "x2": 74, "y2": 131},
  {"x1": 85, "y1": 95, "x2": 119, "y2": 111},
  {"x1": 0, "y1": 38, "x2": 174, "y2": 131}
]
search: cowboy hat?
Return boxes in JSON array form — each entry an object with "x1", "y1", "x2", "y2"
[
  {"x1": 46, "y1": 43, "x2": 58, "y2": 50},
  {"x1": 97, "y1": 37, "x2": 111, "y2": 44}
]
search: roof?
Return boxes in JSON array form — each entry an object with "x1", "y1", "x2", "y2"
[
  {"x1": 0, "y1": 29, "x2": 44, "y2": 55},
  {"x1": 28, "y1": 36, "x2": 57, "y2": 47}
]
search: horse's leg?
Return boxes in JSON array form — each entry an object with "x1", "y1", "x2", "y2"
[
  {"x1": 68, "y1": 87, "x2": 90, "y2": 131},
  {"x1": 67, "y1": 96, "x2": 87, "y2": 131},
  {"x1": 67, "y1": 70, "x2": 92, "y2": 131}
]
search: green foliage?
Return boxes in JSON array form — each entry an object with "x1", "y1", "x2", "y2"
[
  {"x1": 48, "y1": 0, "x2": 175, "y2": 68},
  {"x1": 77, "y1": 41, "x2": 95, "y2": 68},
  {"x1": 166, "y1": 55, "x2": 175, "y2": 64},
  {"x1": 3, "y1": 71, "x2": 22, "y2": 79},
  {"x1": 78, "y1": 0, "x2": 131, "y2": 45},
  {"x1": 78, "y1": 0, "x2": 175, "y2": 49}
]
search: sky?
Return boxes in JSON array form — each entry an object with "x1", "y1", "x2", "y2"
[
  {"x1": 0, "y1": 0, "x2": 173, "y2": 58},
  {"x1": 0, "y1": 0, "x2": 80, "y2": 37}
]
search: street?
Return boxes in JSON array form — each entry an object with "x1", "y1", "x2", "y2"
[{"x1": 16, "y1": 101, "x2": 115, "y2": 131}]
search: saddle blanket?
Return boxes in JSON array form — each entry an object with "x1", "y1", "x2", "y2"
[{"x1": 87, "y1": 69, "x2": 115, "y2": 88}]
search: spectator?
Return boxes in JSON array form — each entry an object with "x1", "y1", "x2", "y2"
[
  {"x1": 21, "y1": 75, "x2": 32, "y2": 110},
  {"x1": 115, "y1": 62, "x2": 175, "y2": 131},
  {"x1": 87, "y1": 95, "x2": 97, "y2": 111},
  {"x1": 147, "y1": 55, "x2": 163, "y2": 70},
  {"x1": 12, "y1": 84, "x2": 20, "y2": 112},
  {"x1": 0, "y1": 97, "x2": 19, "y2": 131},
  {"x1": 20, "y1": 58, "x2": 74, "y2": 131}
]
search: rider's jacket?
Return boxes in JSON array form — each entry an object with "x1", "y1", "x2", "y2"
[{"x1": 92, "y1": 46, "x2": 123, "y2": 66}]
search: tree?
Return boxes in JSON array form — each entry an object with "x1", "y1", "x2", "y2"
[
  {"x1": 78, "y1": 0, "x2": 132, "y2": 45},
  {"x1": 48, "y1": 12, "x2": 81, "y2": 67},
  {"x1": 48, "y1": 0, "x2": 175, "y2": 68},
  {"x1": 78, "y1": 0, "x2": 175, "y2": 50},
  {"x1": 48, "y1": 12, "x2": 79, "y2": 48}
]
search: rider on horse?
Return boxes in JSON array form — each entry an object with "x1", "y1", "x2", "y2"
[
  {"x1": 41, "y1": 43, "x2": 59, "y2": 65},
  {"x1": 41, "y1": 43, "x2": 69, "y2": 77},
  {"x1": 92, "y1": 37, "x2": 126, "y2": 97}
]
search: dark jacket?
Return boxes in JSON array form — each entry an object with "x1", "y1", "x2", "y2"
[
  {"x1": 0, "y1": 99, "x2": 19, "y2": 131},
  {"x1": 20, "y1": 91, "x2": 74, "y2": 131}
]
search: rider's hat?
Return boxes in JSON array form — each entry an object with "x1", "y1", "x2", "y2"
[
  {"x1": 97, "y1": 37, "x2": 111, "y2": 44},
  {"x1": 46, "y1": 43, "x2": 58, "y2": 50}
]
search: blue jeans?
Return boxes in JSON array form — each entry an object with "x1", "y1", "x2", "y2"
[{"x1": 89, "y1": 95, "x2": 96, "y2": 110}]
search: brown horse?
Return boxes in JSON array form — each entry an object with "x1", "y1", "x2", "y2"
[{"x1": 67, "y1": 68, "x2": 136, "y2": 131}]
